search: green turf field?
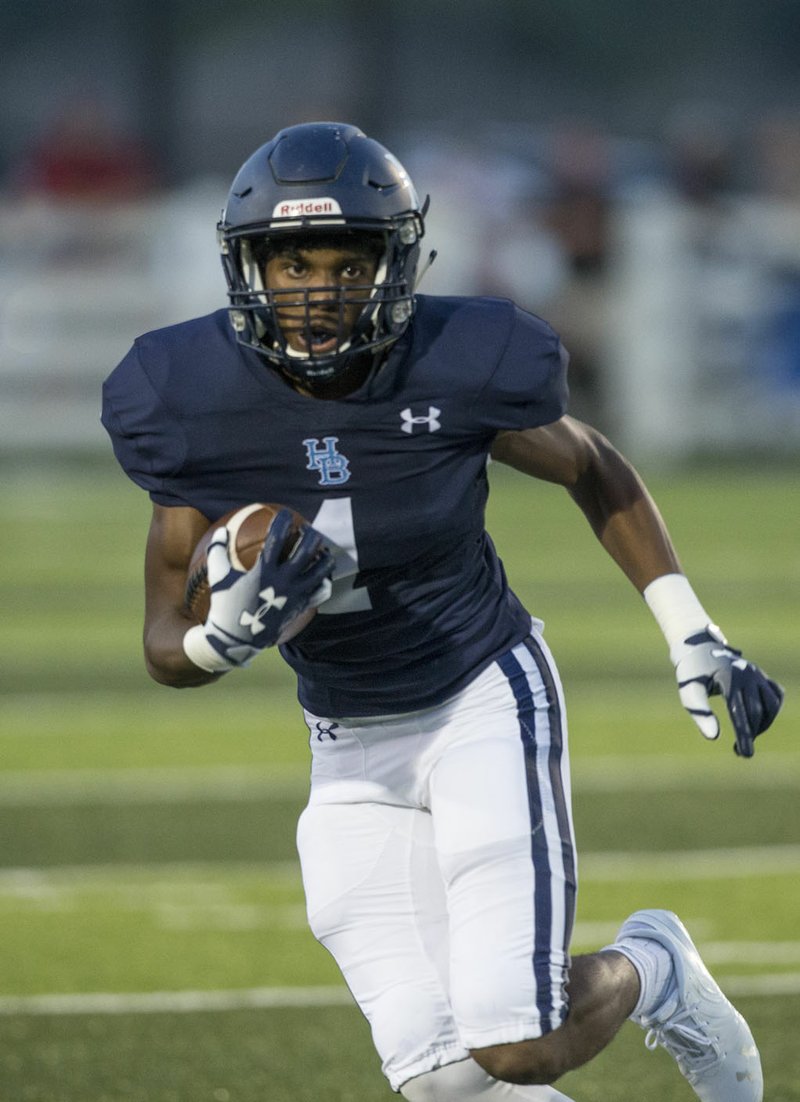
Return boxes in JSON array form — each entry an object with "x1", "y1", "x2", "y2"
[{"x1": 0, "y1": 457, "x2": 797, "y2": 1101}]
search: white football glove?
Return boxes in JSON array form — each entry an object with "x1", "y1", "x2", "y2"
[
  {"x1": 645, "y1": 573, "x2": 784, "y2": 757},
  {"x1": 183, "y1": 510, "x2": 333, "y2": 673},
  {"x1": 672, "y1": 624, "x2": 784, "y2": 757}
]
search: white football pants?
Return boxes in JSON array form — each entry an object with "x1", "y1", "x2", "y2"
[
  {"x1": 297, "y1": 630, "x2": 577, "y2": 1093},
  {"x1": 400, "y1": 1057, "x2": 575, "y2": 1100}
]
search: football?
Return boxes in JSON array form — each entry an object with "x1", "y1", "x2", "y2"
[{"x1": 184, "y1": 502, "x2": 318, "y2": 642}]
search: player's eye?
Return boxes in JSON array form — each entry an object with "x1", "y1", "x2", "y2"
[{"x1": 284, "y1": 261, "x2": 308, "y2": 278}]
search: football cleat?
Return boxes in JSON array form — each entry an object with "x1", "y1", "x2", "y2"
[{"x1": 617, "y1": 909, "x2": 762, "y2": 1101}]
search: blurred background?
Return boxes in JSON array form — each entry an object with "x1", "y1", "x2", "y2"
[{"x1": 2, "y1": 0, "x2": 800, "y2": 462}]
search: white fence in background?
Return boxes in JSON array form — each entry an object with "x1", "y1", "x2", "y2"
[
  {"x1": 0, "y1": 185, "x2": 224, "y2": 450},
  {"x1": 1, "y1": 187, "x2": 799, "y2": 459},
  {"x1": 610, "y1": 194, "x2": 800, "y2": 460}
]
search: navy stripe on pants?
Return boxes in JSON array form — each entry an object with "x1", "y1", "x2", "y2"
[{"x1": 498, "y1": 636, "x2": 576, "y2": 1031}]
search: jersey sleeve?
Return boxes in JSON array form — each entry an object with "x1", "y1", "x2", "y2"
[
  {"x1": 471, "y1": 305, "x2": 569, "y2": 431},
  {"x1": 101, "y1": 342, "x2": 189, "y2": 505}
]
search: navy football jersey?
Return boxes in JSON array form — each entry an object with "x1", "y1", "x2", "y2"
[{"x1": 102, "y1": 295, "x2": 568, "y2": 715}]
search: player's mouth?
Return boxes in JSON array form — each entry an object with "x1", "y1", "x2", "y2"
[{"x1": 296, "y1": 325, "x2": 340, "y2": 355}]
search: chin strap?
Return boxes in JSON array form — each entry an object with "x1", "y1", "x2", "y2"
[
  {"x1": 279, "y1": 347, "x2": 385, "y2": 396},
  {"x1": 415, "y1": 249, "x2": 438, "y2": 288}
]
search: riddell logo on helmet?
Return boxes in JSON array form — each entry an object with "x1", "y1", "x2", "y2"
[{"x1": 272, "y1": 197, "x2": 343, "y2": 218}]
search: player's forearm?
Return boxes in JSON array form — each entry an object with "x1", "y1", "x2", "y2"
[
  {"x1": 144, "y1": 613, "x2": 221, "y2": 688},
  {"x1": 590, "y1": 494, "x2": 682, "y2": 593},
  {"x1": 567, "y1": 440, "x2": 681, "y2": 593}
]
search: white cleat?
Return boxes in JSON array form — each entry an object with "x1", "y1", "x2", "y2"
[{"x1": 616, "y1": 909, "x2": 762, "y2": 1102}]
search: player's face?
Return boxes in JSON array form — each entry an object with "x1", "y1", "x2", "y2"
[{"x1": 264, "y1": 244, "x2": 380, "y2": 357}]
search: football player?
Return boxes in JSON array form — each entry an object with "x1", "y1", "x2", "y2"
[{"x1": 102, "y1": 122, "x2": 783, "y2": 1102}]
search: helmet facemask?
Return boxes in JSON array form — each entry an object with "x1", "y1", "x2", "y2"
[
  {"x1": 220, "y1": 219, "x2": 423, "y2": 389},
  {"x1": 218, "y1": 122, "x2": 430, "y2": 388}
]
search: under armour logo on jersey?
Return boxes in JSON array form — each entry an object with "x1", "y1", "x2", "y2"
[
  {"x1": 314, "y1": 721, "x2": 340, "y2": 742},
  {"x1": 400, "y1": 406, "x2": 441, "y2": 434},
  {"x1": 302, "y1": 436, "x2": 351, "y2": 486},
  {"x1": 239, "y1": 586, "x2": 287, "y2": 635}
]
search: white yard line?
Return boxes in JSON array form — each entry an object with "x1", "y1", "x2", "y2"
[
  {"x1": 570, "y1": 753, "x2": 800, "y2": 791},
  {"x1": 725, "y1": 973, "x2": 800, "y2": 997},
  {"x1": 0, "y1": 859, "x2": 302, "y2": 890},
  {"x1": 580, "y1": 844, "x2": 800, "y2": 880},
  {"x1": 0, "y1": 765, "x2": 310, "y2": 805},
  {"x1": 0, "y1": 753, "x2": 798, "y2": 804},
  {"x1": 0, "y1": 844, "x2": 798, "y2": 891},
  {"x1": 0, "y1": 854, "x2": 796, "y2": 1015},
  {"x1": 702, "y1": 942, "x2": 800, "y2": 964},
  {"x1": 0, "y1": 985, "x2": 354, "y2": 1017},
  {"x1": 0, "y1": 973, "x2": 797, "y2": 1018}
]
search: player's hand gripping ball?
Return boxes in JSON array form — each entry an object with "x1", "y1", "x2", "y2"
[{"x1": 184, "y1": 504, "x2": 333, "y2": 668}]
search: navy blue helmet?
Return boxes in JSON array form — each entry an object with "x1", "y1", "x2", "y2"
[{"x1": 217, "y1": 122, "x2": 428, "y2": 388}]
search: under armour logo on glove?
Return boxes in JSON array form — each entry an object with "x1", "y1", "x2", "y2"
[
  {"x1": 182, "y1": 514, "x2": 334, "y2": 673},
  {"x1": 239, "y1": 586, "x2": 288, "y2": 634},
  {"x1": 673, "y1": 625, "x2": 784, "y2": 757}
]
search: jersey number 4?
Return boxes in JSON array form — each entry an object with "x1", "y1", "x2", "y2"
[{"x1": 309, "y1": 497, "x2": 371, "y2": 614}]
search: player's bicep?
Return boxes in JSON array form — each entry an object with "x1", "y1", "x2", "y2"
[
  {"x1": 490, "y1": 415, "x2": 596, "y2": 487},
  {"x1": 142, "y1": 504, "x2": 223, "y2": 686},
  {"x1": 144, "y1": 504, "x2": 210, "y2": 624}
]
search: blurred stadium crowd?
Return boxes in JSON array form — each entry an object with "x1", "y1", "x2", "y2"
[{"x1": 2, "y1": 93, "x2": 800, "y2": 461}]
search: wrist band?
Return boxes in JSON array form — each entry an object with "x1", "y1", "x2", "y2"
[
  {"x1": 182, "y1": 624, "x2": 233, "y2": 674},
  {"x1": 642, "y1": 573, "x2": 711, "y2": 659}
]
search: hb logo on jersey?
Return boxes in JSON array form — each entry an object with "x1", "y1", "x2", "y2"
[{"x1": 303, "y1": 437, "x2": 351, "y2": 486}]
